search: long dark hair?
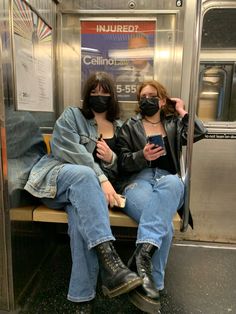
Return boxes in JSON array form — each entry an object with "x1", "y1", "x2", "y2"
[
  {"x1": 136, "y1": 80, "x2": 178, "y2": 117},
  {"x1": 81, "y1": 72, "x2": 120, "y2": 122}
]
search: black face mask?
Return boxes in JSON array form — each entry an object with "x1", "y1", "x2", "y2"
[
  {"x1": 139, "y1": 97, "x2": 160, "y2": 116},
  {"x1": 88, "y1": 95, "x2": 111, "y2": 113}
]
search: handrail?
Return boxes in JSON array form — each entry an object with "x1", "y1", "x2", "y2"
[{"x1": 181, "y1": 0, "x2": 202, "y2": 232}]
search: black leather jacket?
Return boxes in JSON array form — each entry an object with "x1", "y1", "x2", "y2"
[{"x1": 116, "y1": 112, "x2": 207, "y2": 229}]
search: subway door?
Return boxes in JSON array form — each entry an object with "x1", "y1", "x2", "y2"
[{"x1": 182, "y1": 4, "x2": 236, "y2": 244}]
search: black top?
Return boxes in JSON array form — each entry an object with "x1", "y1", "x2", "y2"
[
  {"x1": 93, "y1": 136, "x2": 116, "y2": 163},
  {"x1": 149, "y1": 136, "x2": 176, "y2": 174}
]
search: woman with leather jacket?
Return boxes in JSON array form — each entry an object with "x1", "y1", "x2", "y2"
[{"x1": 116, "y1": 80, "x2": 207, "y2": 313}]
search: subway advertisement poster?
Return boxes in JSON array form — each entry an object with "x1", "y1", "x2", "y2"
[{"x1": 81, "y1": 20, "x2": 156, "y2": 101}]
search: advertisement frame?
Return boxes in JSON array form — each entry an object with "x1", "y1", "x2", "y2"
[{"x1": 80, "y1": 17, "x2": 157, "y2": 102}]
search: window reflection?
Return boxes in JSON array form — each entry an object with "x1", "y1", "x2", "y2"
[
  {"x1": 198, "y1": 66, "x2": 226, "y2": 121},
  {"x1": 198, "y1": 8, "x2": 236, "y2": 123}
]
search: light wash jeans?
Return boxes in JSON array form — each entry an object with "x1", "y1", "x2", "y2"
[
  {"x1": 122, "y1": 168, "x2": 184, "y2": 290},
  {"x1": 42, "y1": 164, "x2": 115, "y2": 302}
]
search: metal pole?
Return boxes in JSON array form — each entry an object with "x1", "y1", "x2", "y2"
[{"x1": 181, "y1": 0, "x2": 202, "y2": 232}]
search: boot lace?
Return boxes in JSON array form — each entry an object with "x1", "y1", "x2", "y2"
[
  {"x1": 100, "y1": 244, "x2": 126, "y2": 272},
  {"x1": 138, "y1": 251, "x2": 153, "y2": 276}
]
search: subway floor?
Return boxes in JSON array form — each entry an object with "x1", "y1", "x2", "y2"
[{"x1": 18, "y1": 238, "x2": 236, "y2": 314}]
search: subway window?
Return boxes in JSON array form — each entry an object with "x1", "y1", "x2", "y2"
[{"x1": 198, "y1": 9, "x2": 236, "y2": 122}]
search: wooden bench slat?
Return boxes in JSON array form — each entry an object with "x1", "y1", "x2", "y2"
[
  {"x1": 32, "y1": 205, "x2": 137, "y2": 227},
  {"x1": 10, "y1": 205, "x2": 35, "y2": 221},
  {"x1": 33, "y1": 205, "x2": 67, "y2": 223},
  {"x1": 109, "y1": 209, "x2": 137, "y2": 227},
  {"x1": 33, "y1": 205, "x2": 181, "y2": 229}
]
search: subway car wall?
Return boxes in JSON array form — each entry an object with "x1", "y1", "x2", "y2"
[
  {"x1": 0, "y1": 0, "x2": 58, "y2": 311},
  {"x1": 0, "y1": 0, "x2": 236, "y2": 312},
  {"x1": 0, "y1": 0, "x2": 186, "y2": 311}
]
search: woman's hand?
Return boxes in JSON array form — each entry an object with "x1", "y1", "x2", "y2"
[
  {"x1": 101, "y1": 180, "x2": 121, "y2": 208},
  {"x1": 171, "y1": 97, "x2": 188, "y2": 117},
  {"x1": 96, "y1": 139, "x2": 113, "y2": 163},
  {"x1": 143, "y1": 143, "x2": 165, "y2": 161}
]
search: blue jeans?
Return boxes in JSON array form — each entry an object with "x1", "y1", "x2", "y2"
[
  {"x1": 42, "y1": 164, "x2": 115, "y2": 302},
  {"x1": 122, "y1": 168, "x2": 184, "y2": 290}
]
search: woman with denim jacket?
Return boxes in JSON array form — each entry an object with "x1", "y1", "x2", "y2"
[
  {"x1": 24, "y1": 72, "x2": 142, "y2": 313},
  {"x1": 116, "y1": 80, "x2": 207, "y2": 313}
]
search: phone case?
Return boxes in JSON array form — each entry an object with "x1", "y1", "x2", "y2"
[
  {"x1": 147, "y1": 134, "x2": 164, "y2": 148},
  {"x1": 147, "y1": 134, "x2": 166, "y2": 155}
]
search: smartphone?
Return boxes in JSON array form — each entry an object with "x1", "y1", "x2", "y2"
[
  {"x1": 114, "y1": 194, "x2": 126, "y2": 208},
  {"x1": 147, "y1": 134, "x2": 166, "y2": 155}
]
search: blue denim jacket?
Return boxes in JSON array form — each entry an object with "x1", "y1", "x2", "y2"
[{"x1": 24, "y1": 107, "x2": 123, "y2": 198}]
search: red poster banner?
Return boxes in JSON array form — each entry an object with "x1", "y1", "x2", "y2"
[{"x1": 81, "y1": 21, "x2": 156, "y2": 34}]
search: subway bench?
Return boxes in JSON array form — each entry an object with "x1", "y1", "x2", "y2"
[
  {"x1": 10, "y1": 204, "x2": 180, "y2": 229},
  {"x1": 10, "y1": 134, "x2": 181, "y2": 229}
]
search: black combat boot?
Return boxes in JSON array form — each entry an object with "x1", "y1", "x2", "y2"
[
  {"x1": 128, "y1": 243, "x2": 159, "y2": 299},
  {"x1": 127, "y1": 243, "x2": 160, "y2": 314},
  {"x1": 95, "y1": 241, "x2": 142, "y2": 298}
]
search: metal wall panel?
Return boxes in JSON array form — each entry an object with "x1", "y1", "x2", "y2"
[
  {"x1": 0, "y1": 0, "x2": 14, "y2": 309},
  {"x1": 0, "y1": 54, "x2": 10, "y2": 311},
  {"x1": 190, "y1": 140, "x2": 236, "y2": 243},
  {"x1": 57, "y1": 0, "x2": 185, "y2": 119},
  {"x1": 0, "y1": 0, "x2": 58, "y2": 311},
  {"x1": 59, "y1": 0, "x2": 182, "y2": 11}
]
